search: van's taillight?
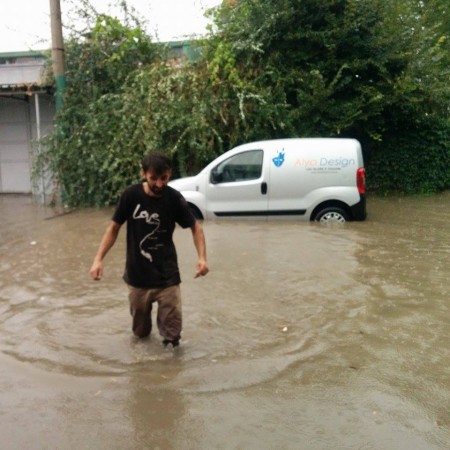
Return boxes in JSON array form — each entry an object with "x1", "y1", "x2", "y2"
[{"x1": 357, "y1": 168, "x2": 366, "y2": 194}]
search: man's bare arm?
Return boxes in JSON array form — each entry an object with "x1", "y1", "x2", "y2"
[
  {"x1": 191, "y1": 221, "x2": 209, "y2": 278},
  {"x1": 89, "y1": 221, "x2": 122, "y2": 280}
]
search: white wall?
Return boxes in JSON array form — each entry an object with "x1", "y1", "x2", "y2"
[{"x1": 0, "y1": 94, "x2": 55, "y2": 197}]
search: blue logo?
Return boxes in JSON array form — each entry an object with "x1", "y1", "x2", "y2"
[{"x1": 272, "y1": 150, "x2": 285, "y2": 168}]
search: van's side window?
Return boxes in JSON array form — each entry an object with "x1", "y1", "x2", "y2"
[{"x1": 211, "y1": 150, "x2": 263, "y2": 184}]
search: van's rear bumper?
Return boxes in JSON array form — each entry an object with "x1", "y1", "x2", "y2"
[{"x1": 350, "y1": 195, "x2": 367, "y2": 221}]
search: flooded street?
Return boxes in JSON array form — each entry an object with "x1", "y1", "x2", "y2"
[{"x1": 0, "y1": 193, "x2": 449, "y2": 449}]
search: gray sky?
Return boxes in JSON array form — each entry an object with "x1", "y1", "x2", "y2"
[{"x1": 0, "y1": 0, "x2": 222, "y2": 52}]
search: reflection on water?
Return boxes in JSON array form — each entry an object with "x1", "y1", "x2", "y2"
[{"x1": 0, "y1": 193, "x2": 449, "y2": 449}]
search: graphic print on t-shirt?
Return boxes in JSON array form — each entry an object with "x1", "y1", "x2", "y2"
[{"x1": 133, "y1": 204, "x2": 161, "y2": 262}]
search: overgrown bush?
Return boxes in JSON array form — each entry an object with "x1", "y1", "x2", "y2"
[{"x1": 366, "y1": 109, "x2": 450, "y2": 194}]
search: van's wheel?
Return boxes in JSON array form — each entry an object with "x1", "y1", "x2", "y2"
[{"x1": 313, "y1": 207, "x2": 349, "y2": 223}]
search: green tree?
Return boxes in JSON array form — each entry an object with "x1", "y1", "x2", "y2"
[
  {"x1": 393, "y1": 0, "x2": 450, "y2": 116},
  {"x1": 205, "y1": 0, "x2": 406, "y2": 139},
  {"x1": 366, "y1": 0, "x2": 450, "y2": 192},
  {"x1": 38, "y1": 11, "x2": 161, "y2": 206}
]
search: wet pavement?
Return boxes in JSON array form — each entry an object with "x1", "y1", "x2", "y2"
[{"x1": 0, "y1": 193, "x2": 449, "y2": 449}]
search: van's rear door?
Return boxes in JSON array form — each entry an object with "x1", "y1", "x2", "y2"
[{"x1": 204, "y1": 149, "x2": 269, "y2": 217}]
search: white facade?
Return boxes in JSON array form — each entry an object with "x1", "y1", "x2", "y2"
[{"x1": 0, "y1": 52, "x2": 55, "y2": 198}]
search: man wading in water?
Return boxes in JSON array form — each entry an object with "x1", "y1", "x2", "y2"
[{"x1": 89, "y1": 152, "x2": 209, "y2": 347}]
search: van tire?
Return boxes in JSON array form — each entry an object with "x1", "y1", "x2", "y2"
[{"x1": 313, "y1": 207, "x2": 349, "y2": 223}]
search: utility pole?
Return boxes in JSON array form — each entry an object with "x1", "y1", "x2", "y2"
[{"x1": 49, "y1": 0, "x2": 66, "y2": 112}]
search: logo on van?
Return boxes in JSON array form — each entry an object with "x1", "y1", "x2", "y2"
[{"x1": 272, "y1": 150, "x2": 285, "y2": 168}]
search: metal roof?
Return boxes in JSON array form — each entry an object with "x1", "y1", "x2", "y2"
[
  {"x1": 0, "y1": 50, "x2": 47, "y2": 58},
  {"x1": 0, "y1": 51, "x2": 50, "y2": 94}
]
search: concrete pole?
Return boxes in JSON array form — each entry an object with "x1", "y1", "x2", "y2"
[
  {"x1": 49, "y1": 0, "x2": 66, "y2": 112},
  {"x1": 34, "y1": 93, "x2": 47, "y2": 203}
]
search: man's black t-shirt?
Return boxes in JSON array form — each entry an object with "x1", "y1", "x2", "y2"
[{"x1": 112, "y1": 184, "x2": 195, "y2": 288}]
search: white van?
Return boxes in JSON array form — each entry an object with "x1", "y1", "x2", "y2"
[{"x1": 169, "y1": 138, "x2": 366, "y2": 223}]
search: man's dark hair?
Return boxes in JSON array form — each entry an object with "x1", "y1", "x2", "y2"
[{"x1": 141, "y1": 152, "x2": 172, "y2": 175}]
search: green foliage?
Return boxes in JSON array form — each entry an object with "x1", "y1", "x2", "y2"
[
  {"x1": 37, "y1": 0, "x2": 449, "y2": 206},
  {"x1": 366, "y1": 108, "x2": 450, "y2": 194},
  {"x1": 392, "y1": 0, "x2": 450, "y2": 116},
  {"x1": 37, "y1": 8, "x2": 161, "y2": 206},
  {"x1": 112, "y1": 62, "x2": 225, "y2": 178},
  {"x1": 206, "y1": 0, "x2": 405, "y2": 139}
]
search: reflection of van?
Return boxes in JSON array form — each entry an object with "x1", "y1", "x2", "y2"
[{"x1": 169, "y1": 138, "x2": 366, "y2": 223}]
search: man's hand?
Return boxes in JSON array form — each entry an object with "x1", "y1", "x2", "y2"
[
  {"x1": 194, "y1": 258, "x2": 209, "y2": 278},
  {"x1": 89, "y1": 221, "x2": 122, "y2": 282},
  {"x1": 90, "y1": 260, "x2": 103, "y2": 281}
]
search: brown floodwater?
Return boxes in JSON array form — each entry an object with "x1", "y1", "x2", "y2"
[{"x1": 0, "y1": 193, "x2": 449, "y2": 449}]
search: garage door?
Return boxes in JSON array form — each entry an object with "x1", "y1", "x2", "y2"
[{"x1": 0, "y1": 96, "x2": 32, "y2": 193}]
